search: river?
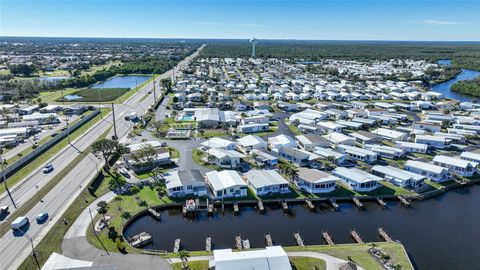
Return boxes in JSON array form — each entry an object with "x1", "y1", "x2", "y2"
[
  {"x1": 124, "y1": 184, "x2": 480, "y2": 270},
  {"x1": 431, "y1": 60, "x2": 480, "y2": 102}
]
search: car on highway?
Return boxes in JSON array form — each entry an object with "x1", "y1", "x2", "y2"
[
  {"x1": 36, "y1": 212, "x2": 49, "y2": 223},
  {"x1": 11, "y1": 216, "x2": 29, "y2": 231},
  {"x1": 43, "y1": 164, "x2": 54, "y2": 173},
  {"x1": 0, "y1": 205, "x2": 9, "y2": 214}
]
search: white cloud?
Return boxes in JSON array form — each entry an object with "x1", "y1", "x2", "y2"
[
  {"x1": 196, "y1": 22, "x2": 267, "y2": 28},
  {"x1": 423, "y1": 20, "x2": 465, "y2": 25}
]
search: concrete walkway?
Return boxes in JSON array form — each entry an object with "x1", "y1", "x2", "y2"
[
  {"x1": 61, "y1": 191, "x2": 173, "y2": 270},
  {"x1": 287, "y1": 251, "x2": 365, "y2": 270}
]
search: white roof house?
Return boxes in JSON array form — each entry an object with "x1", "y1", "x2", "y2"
[
  {"x1": 237, "y1": 135, "x2": 267, "y2": 153},
  {"x1": 210, "y1": 246, "x2": 292, "y2": 270},
  {"x1": 268, "y1": 134, "x2": 296, "y2": 153},
  {"x1": 322, "y1": 132, "x2": 355, "y2": 147},
  {"x1": 333, "y1": 167, "x2": 382, "y2": 192},
  {"x1": 205, "y1": 170, "x2": 248, "y2": 199},
  {"x1": 433, "y1": 155, "x2": 478, "y2": 177},
  {"x1": 371, "y1": 165, "x2": 425, "y2": 189},
  {"x1": 201, "y1": 137, "x2": 237, "y2": 150},
  {"x1": 295, "y1": 167, "x2": 339, "y2": 193},
  {"x1": 371, "y1": 128, "x2": 407, "y2": 141},
  {"x1": 243, "y1": 170, "x2": 290, "y2": 196},
  {"x1": 405, "y1": 160, "x2": 449, "y2": 182},
  {"x1": 395, "y1": 141, "x2": 428, "y2": 153},
  {"x1": 461, "y1": 151, "x2": 480, "y2": 163}
]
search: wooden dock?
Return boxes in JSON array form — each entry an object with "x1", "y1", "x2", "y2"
[
  {"x1": 376, "y1": 197, "x2": 387, "y2": 208},
  {"x1": 350, "y1": 229, "x2": 364, "y2": 244},
  {"x1": 233, "y1": 202, "x2": 239, "y2": 215},
  {"x1": 282, "y1": 201, "x2": 289, "y2": 213},
  {"x1": 329, "y1": 199, "x2": 339, "y2": 211},
  {"x1": 397, "y1": 196, "x2": 411, "y2": 207},
  {"x1": 352, "y1": 197, "x2": 364, "y2": 209},
  {"x1": 235, "y1": 235, "x2": 243, "y2": 250},
  {"x1": 293, "y1": 232, "x2": 305, "y2": 247},
  {"x1": 258, "y1": 200, "x2": 265, "y2": 214},
  {"x1": 322, "y1": 231, "x2": 335, "y2": 245},
  {"x1": 173, "y1": 238, "x2": 181, "y2": 253},
  {"x1": 147, "y1": 208, "x2": 161, "y2": 220},
  {"x1": 206, "y1": 237, "x2": 212, "y2": 251},
  {"x1": 305, "y1": 199, "x2": 315, "y2": 211},
  {"x1": 265, "y1": 234, "x2": 273, "y2": 247},
  {"x1": 378, "y1": 228, "x2": 393, "y2": 242}
]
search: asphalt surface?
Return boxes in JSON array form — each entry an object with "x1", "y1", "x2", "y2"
[{"x1": 0, "y1": 45, "x2": 204, "y2": 270}]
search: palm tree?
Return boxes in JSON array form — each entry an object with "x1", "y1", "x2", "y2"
[
  {"x1": 97, "y1": 201, "x2": 108, "y2": 223},
  {"x1": 178, "y1": 250, "x2": 190, "y2": 269}
]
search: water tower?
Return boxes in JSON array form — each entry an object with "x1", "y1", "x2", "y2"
[{"x1": 250, "y1": 37, "x2": 258, "y2": 58}]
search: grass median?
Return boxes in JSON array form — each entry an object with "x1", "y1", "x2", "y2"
[{"x1": 0, "y1": 108, "x2": 110, "y2": 196}]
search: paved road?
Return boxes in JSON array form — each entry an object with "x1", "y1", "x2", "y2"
[{"x1": 0, "y1": 45, "x2": 204, "y2": 270}]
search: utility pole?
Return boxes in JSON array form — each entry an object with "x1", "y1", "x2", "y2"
[
  {"x1": 66, "y1": 114, "x2": 70, "y2": 144},
  {"x1": 35, "y1": 185, "x2": 43, "y2": 203},
  {"x1": 23, "y1": 232, "x2": 40, "y2": 269},
  {"x1": 0, "y1": 149, "x2": 16, "y2": 209},
  {"x1": 111, "y1": 103, "x2": 118, "y2": 140},
  {"x1": 97, "y1": 89, "x2": 102, "y2": 119},
  {"x1": 153, "y1": 79, "x2": 157, "y2": 103}
]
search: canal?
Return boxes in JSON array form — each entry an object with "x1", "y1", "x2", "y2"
[{"x1": 124, "y1": 184, "x2": 480, "y2": 270}]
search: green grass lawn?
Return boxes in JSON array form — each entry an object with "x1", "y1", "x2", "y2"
[
  {"x1": 0, "y1": 108, "x2": 110, "y2": 195},
  {"x1": 284, "y1": 242, "x2": 413, "y2": 270},
  {"x1": 290, "y1": 256, "x2": 326, "y2": 270},
  {"x1": 57, "y1": 88, "x2": 130, "y2": 102},
  {"x1": 191, "y1": 149, "x2": 222, "y2": 170},
  {"x1": 172, "y1": 260, "x2": 209, "y2": 270},
  {"x1": 38, "y1": 88, "x2": 78, "y2": 103},
  {"x1": 286, "y1": 124, "x2": 302, "y2": 135}
]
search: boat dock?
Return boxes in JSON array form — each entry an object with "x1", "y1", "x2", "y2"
[
  {"x1": 378, "y1": 227, "x2": 393, "y2": 242},
  {"x1": 329, "y1": 199, "x2": 339, "y2": 211},
  {"x1": 397, "y1": 196, "x2": 411, "y2": 207},
  {"x1": 147, "y1": 208, "x2": 161, "y2": 220},
  {"x1": 173, "y1": 238, "x2": 181, "y2": 253},
  {"x1": 352, "y1": 197, "x2": 364, "y2": 209},
  {"x1": 322, "y1": 231, "x2": 335, "y2": 245},
  {"x1": 376, "y1": 197, "x2": 387, "y2": 208},
  {"x1": 235, "y1": 235, "x2": 242, "y2": 250},
  {"x1": 282, "y1": 201, "x2": 289, "y2": 212},
  {"x1": 293, "y1": 232, "x2": 305, "y2": 247},
  {"x1": 206, "y1": 237, "x2": 212, "y2": 251},
  {"x1": 130, "y1": 232, "x2": 152, "y2": 248},
  {"x1": 305, "y1": 199, "x2": 315, "y2": 211},
  {"x1": 265, "y1": 234, "x2": 273, "y2": 246},
  {"x1": 258, "y1": 200, "x2": 265, "y2": 214},
  {"x1": 350, "y1": 229, "x2": 364, "y2": 244}
]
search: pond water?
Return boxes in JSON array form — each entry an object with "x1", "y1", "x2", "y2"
[
  {"x1": 63, "y1": 94, "x2": 82, "y2": 101},
  {"x1": 92, "y1": 75, "x2": 152, "y2": 89},
  {"x1": 437, "y1": 59, "x2": 451, "y2": 66},
  {"x1": 124, "y1": 185, "x2": 480, "y2": 270},
  {"x1": 431, "y1": 69, "x2": 480, "y2": 102},
  {"x1": 36, "y1": 76, "x2": 70, "y2": 83}
]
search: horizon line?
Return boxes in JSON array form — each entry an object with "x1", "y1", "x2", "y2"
[{"x1": 1, "y1": 35, "x2": 479, "y2": 43}]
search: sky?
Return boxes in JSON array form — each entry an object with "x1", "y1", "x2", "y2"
[{"x1": 0, "y1": 0, "x2": 479, "y2": 41}]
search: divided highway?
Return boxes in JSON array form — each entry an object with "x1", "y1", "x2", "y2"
[{"x1": 0, "y1": 45, "x2": 204, "y2": 270}]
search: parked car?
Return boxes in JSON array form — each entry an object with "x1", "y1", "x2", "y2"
[
  {"x1": 43, "y1": 164, "x2": 54, "y2": 173},
  {"x1": 36, "y1": 212, "x2": 48, "y2": 223},
  {"x1": 11, "y1": 216, "x2": 29, "y2": 231}
]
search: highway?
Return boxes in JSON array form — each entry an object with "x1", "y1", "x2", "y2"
[{"x1": 0, "y1": 45, "x2": 204, "y2": 270}]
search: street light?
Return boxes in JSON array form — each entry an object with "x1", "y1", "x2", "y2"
[
  {"x1": 0, "y1": 148, "x2": 16, "y2": 209},
  {"x1": 19, "y1": 230, "x2": 40, "y2": 270},
  {"x1": 35, "y1": 184, "x2": 43, "y2": 203}
]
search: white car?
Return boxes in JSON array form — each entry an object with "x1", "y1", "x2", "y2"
[
  {"x1": 43, "y1": 164, "x2": 54, "y2": 173},
  {"x1": 11, "y1": 216, "x2": 29, "y2": 230}
]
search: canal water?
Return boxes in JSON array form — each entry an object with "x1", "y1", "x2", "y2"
[
  {"x1": 124, "y1": 184, "x2": 480, "y2": 270},
  {"x1": 92, "y1": 75, "x2": 152, "y2": 89},
  {"x1": 431, "y1": 59, "x2": 480, "y2": 102}
]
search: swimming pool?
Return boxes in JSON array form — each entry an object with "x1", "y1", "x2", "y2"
[{"x1": 181, "y1": 115, "x2": 194, "y2": 121}]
